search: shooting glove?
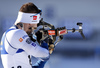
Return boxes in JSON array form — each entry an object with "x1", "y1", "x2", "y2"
[
  {"x1": 35, "y1": 31, "x2": 42, "y2": 44},
  {"x1": 35, "y1": 30, "x2": 49, "y2": 44}
]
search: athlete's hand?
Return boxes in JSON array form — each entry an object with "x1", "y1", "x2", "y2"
[{"x1": 35, "y1": 31, "x2": 42, "y2": 43}]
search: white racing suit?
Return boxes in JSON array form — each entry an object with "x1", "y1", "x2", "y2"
[{"x1": 0, "y1": 26, "x2": 49, "y2": 68}]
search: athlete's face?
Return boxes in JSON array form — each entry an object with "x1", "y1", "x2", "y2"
[{"x1": 23, "y1": 23, "x2": 37, "y2": 35}]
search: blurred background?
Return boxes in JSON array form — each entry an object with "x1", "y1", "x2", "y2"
[{"x1": 0, "y1": 0, "x2": 100, "y2": 68}]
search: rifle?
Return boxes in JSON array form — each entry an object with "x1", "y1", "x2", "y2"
[{"x1": 35, "y1": 18, "x2": 85, "y2": 54}]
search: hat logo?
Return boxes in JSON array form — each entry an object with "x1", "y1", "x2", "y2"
[{"x1": 33, "y1": 16, "x2": 37, "y2": 20}]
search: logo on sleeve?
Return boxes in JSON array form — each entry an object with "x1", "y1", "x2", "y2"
[
  {"x1": 31, "y1": 42, "x2": 36, "y2": 47},
  {"x1": 19, "y1": 35, "x2": 29, "y2": 42},
  {"x1": 22, "y1": 35, "x2": 28, "y2": 39},
  {"x1": 19, "y1": 38, "x2": 23, "y2": 42},
  {"x1": 26, "y1": 38, "x2": 32, "y2": 44}
]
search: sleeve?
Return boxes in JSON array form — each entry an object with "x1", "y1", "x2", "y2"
[{"x1": 10, "y1": 29, "x2": 49, "y2": 58}]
